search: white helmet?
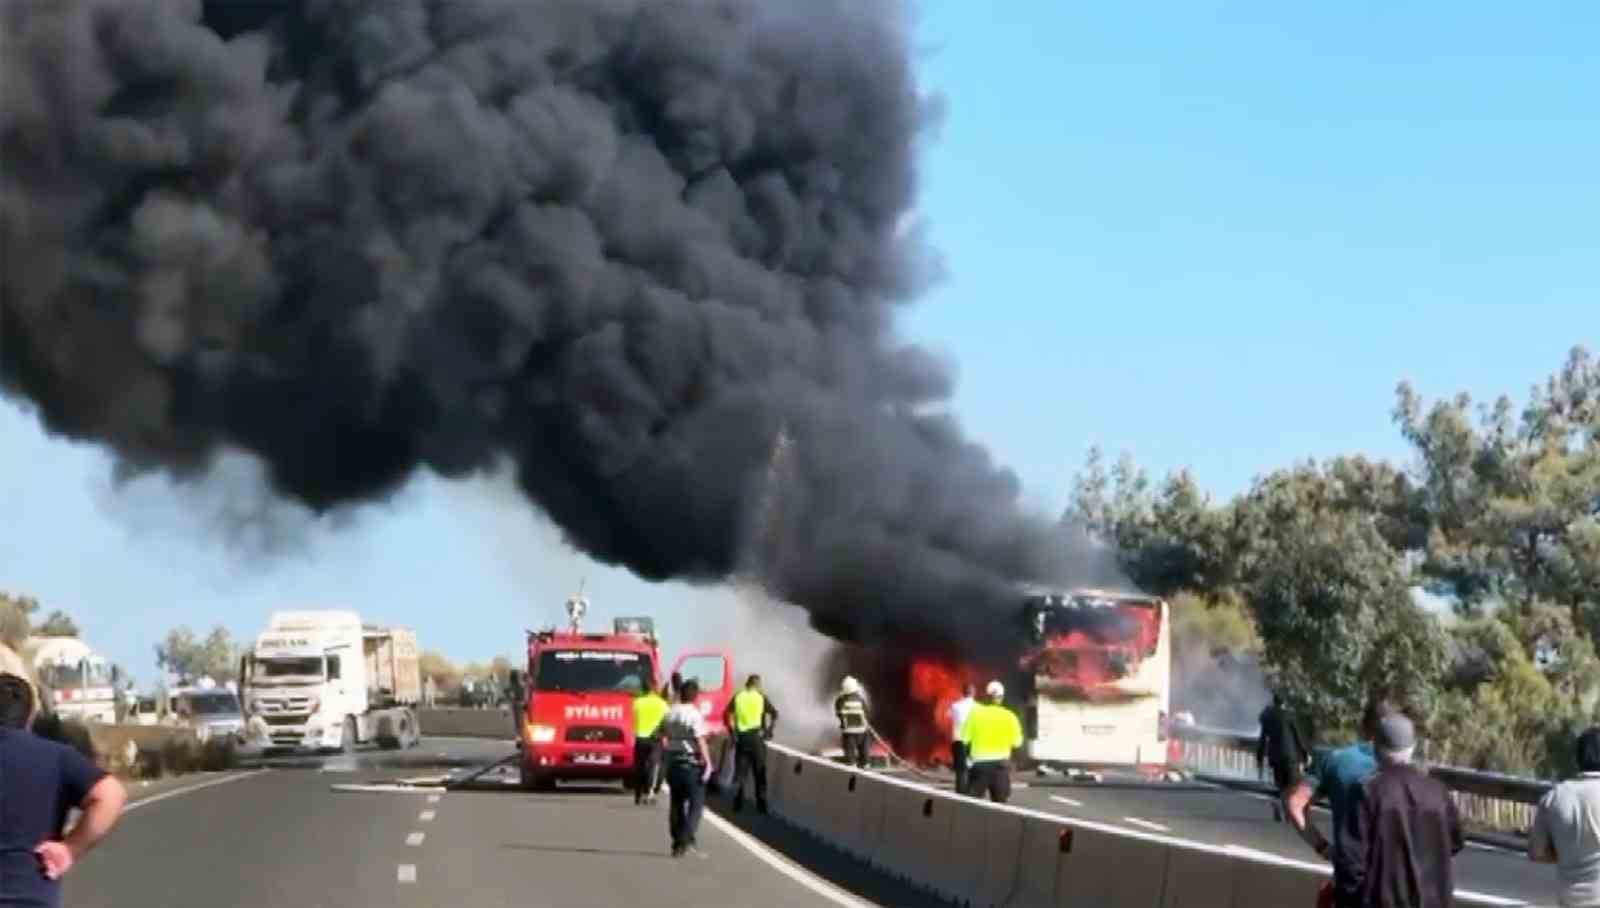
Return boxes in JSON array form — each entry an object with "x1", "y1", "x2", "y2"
[
  {"x1": 985, "y1": 680, "x2": 1005, "y2": 699},
  {"x1": 840, "y1": 676, "x2": 861, "y2": 695}
]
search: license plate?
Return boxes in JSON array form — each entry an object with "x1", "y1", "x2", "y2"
[{"x1": 573, "y1": 753, "x2": 611, "y2": 765}]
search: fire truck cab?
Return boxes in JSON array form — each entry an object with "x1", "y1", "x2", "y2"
[{"x1": 515, "y1": 595, "x2": 736, "y2": 791}]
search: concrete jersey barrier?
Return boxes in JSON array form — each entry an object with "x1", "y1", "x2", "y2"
[
  {"x1": 417, "y1": 707, "x2": 516, "y2": 740},
  {"x1": 764, "y1": 743, "x2": 1527, "y2": 908}
]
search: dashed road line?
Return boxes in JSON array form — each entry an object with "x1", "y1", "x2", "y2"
[
  {"x1": 1123, "y1": 817, "x2": 1170, "y2": 833},
  {"x1": 426, "y1": 794, "x2": 441, "y2": 803},
  {"x1": 418, "y1": 809, "x2": 436, "y2": 822},
  {"x1": 397, "y1": 864, "x2": 416, "y2": 884},
  {"x1": 1050, "y1": 795, "x2": 1084, "y2": 808},
  {"x1": 405, "y1": 832, "x2": 425, "y2": 847}
]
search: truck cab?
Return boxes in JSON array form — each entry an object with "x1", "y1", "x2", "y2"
[
  {"x1": 518, "y1": 618, "x2": 661, "y2": 790},
  {"x1": 240, "y1": 610, "x2": 420, "y2": 753},
  {"x1": 28, "y1": 636, "x2": 118, "y2": 725}
]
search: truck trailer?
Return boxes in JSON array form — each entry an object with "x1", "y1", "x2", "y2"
[{"x1": 240, "y1": 609, "x2": 422, "y2": 753}]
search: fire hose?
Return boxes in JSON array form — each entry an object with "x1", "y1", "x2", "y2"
[{"x1": 862, "y1": 721, "x2": 950, "y2": 786}]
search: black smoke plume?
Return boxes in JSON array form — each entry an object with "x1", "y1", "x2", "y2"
[{"x1": 1, "y1": 0, "x2": 1078, "y2": 659}]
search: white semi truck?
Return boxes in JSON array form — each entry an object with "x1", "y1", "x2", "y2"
[
  {"x1": 239, "y1": 610, "x2": 421, "y2": 753},
  {"x1": 28, "y1": 635, "x2": 119, "y2": 724}
]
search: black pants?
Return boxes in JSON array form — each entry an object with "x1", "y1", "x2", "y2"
[
  {"x1": 1268, "y1": 758, "x2": 1301, "y2": 793},
  {"x1": 732, "y1": 731, "x2": 768, "y2": 807},
  {"x1": 633, "y1": 739, "x2": 660, "y2": 802},
  {"x1": 666, "y1": 761, "x2": 706, "y2": 850},
  {"x1": 967, "y1": 761, "x2": 1012, "y2": 803},
  {"x1": 841, "y1": 731, "x2": 870, "y2": 767},
  {"x1": 951, "y1": 741, "x2": 970, "y2": 794}
]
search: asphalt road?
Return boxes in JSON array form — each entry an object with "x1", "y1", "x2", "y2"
[{"x1": 64, "y1": 737, "x2": 927, "y2": 908}]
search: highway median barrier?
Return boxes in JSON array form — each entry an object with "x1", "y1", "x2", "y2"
[
  {"x1": 416, "y1": 706, "x2": 516, "y2": 739},
  {"x1": 765, "y1": 744, "x2": 1336, "y2": 908}
]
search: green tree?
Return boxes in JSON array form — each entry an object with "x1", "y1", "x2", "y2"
[
  {"x1": 155, "y1": 626, "x2": 240, "y2": 683},
  {"x1": 420, "y1": 650, "x2": 461, "y2": 693},
  {"x1": 34, "y1": 610, "x2": 80, "y2": 637},
  {"x1": 1230, "y1": 466, "x2": 1448, "y2": 738},
  {"x1": 0, "y1": 592, "x2": 39, "y2": 649}
]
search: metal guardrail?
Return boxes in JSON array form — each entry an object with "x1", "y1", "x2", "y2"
[{"x1": 1171, "y1": 724, "x2": 1549, "y2": 836}]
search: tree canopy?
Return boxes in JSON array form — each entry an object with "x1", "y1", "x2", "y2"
[
  {"x1": 155, "y1": 626, "x2": 240, "y2": 684},
  {"x1": 34, "y1": 610, "x2": 80, "y2": 637},
  {"x1": 1072, "y1": 345, "x2": 1598, "y2": 776}
]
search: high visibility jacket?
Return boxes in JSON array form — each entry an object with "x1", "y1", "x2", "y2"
[
  {"x1": 633, "y1": 692, "x2": 670, "y2": 737},
  {"x1": 731, "y1": 689, "x2": 769, "y2": 734},
  {"x1": 960, "y1": 702, "x2": 1024, "y2": 762},
  {"x1": 835, "y1": 692, "x2": 868, "y2": 732}
]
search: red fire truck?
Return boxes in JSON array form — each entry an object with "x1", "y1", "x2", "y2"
[{"x1": 515, "y1": 596, "x2": 735, "y2": 791}]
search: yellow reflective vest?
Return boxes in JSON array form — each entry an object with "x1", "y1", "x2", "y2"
[
  {"x1": 732, "y1": 689, "x2": 768, "y2": 733},
  {"x1": 959, "y1": 702, "x2": 1024, "y2": 762},
  {"x1": 633, "y1": 692, "x2": 670, "y2": 737}
]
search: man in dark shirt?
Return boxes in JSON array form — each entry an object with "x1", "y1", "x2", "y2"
[
  {"x1": 0, "y1": 672, "x2": 128, "y2": 908},
  {"x1": 1288, "y1": 696, "x2": 1393, "y2": 908},
  {"x1": 1354, "y1": 713, "x2": 1464, "y2": 908},
  {"x1": 1258, "y1": 692, "x2": 1309, "y2": 795}
]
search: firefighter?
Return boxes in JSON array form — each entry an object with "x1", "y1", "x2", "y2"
[
  {"x1": 632, "y1": 682, "x2": 671, "y2": 805},
  {"x1": 835, "y1": 676, "x2": 871, "y2": 768},
  {"x1": 959, "y1": 680, "x2": 1024, "y2": 803},
  {"x1": 722, "y1": 674, "x2": 778, "y2": 813}
]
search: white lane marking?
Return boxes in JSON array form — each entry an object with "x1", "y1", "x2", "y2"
[
  {"x1": 1050, "y1": 795, "x2": 1084, "y2": 808},
  {"x1": 1123, "y1": 817, "x2": 1170, "y2": 833},
  {"x1": 125, "y1": 771, "x2": 267, "y2": 813},
  {"x1": 397, "y1": 864, "x2": 416, "y2": 884},
  {"x1": 405, "y1": 832, "x2": 425, "y2": 847},
  {"x1": 427, "y1": 794, "x2": 441, "y2": 804},
  {"x1": 691, "y1": 797, "x2": 875, "y2": 908},
  {"x1": 418, "y1": 809, "x2": 436, "y2": 822}
]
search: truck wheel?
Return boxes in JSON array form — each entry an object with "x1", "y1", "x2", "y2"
[
  {"x1": 341, "y1": 717, "x2": 358, "y2": 754},
  {"x1": 376, "y1": 715, "x2": 401, "y2": 750}
]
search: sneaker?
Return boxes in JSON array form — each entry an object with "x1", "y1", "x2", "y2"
[{"x1": 685, "y1": 845, "x2": 709, "y2": 859}]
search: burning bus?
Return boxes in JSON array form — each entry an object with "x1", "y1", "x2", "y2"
[{"x1": 1016, "y1": 586, "x2": 1176, "y2": 779}]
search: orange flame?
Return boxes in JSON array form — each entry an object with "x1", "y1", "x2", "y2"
[{"x1": 903, "y1": 657, "x2": 988, "y2": 766}]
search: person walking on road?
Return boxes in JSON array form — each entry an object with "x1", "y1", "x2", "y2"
[
  {"x1": 959, "y1": 680, "x2": 1024, "y2": 804},
  {"x1": 948, "y1": 683, "x2": 977, "y2": 795},
  {"x1": 1, "y1": 670, "x2": 128, "y2": 908},
  {"x1": 1258, "y1": 692, "x2": 1309, "y2": 800},
  {"x1": 835, "y1": 676, "x2": 871, "y2": 768},
  {"x1": 723, "y1": 674, "x2": 778, "y2": 814},
  {"x1": 1287, "y1": 695, "x2": 1395, "y2": 908},
  {"x1": 659, "y1": 679, "x2": 713, "y2": 858},
  {"x1": 631, "y1": 682, "x2": 671, "y2": 806},
  {"x1": 1353, "y1": 713, "x2": 1464, "y2": 908},
  {"x1": 1529, "y1": 726, "x2": 1600, "y2": 908}
]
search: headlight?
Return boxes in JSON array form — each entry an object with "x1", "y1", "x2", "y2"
[{"x1": 528, "y1": 724, "x2": 557, "y2": 743}]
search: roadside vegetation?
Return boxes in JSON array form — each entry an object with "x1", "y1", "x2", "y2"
[{"x1": 1070, "y1": 345, "x2": 1598, "y2": 779}]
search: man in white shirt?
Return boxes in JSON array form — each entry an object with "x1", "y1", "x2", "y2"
[
  {"x1": 658, "y1": 679, "x2": 714, "y2": 859},
  {"x1": 948, "y1": 683, "x2": 977, "y2": 795},
  {"x1": 1531, "y1": 727, "x2": 1600, "y2": 908}
]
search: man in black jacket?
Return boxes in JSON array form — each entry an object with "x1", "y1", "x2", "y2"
[{"x1": 1353, "y1": 713, "x2": 1464, "y2": 908}]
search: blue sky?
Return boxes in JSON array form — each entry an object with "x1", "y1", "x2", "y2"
[{"x1": 2, "y1": 2, "x2": 1594, "y2": 685}]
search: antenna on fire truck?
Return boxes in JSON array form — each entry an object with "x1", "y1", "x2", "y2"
[{"x1": 564, "y1": 577, "x2": 589, "y2": 634}]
